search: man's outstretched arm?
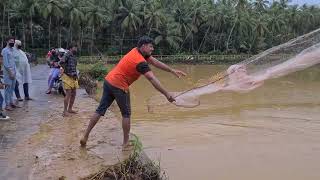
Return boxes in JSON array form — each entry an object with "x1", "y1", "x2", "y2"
[
  {"x1": 144, "y1": 71, "x2": 175, "y2": 102},
  {"x1": 147, "y1": 56, "x2": 187, "y2": 78}
]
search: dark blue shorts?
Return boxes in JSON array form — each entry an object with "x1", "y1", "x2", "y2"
[{"x1": 96, "y1": 80, "x2": 131, "y2": 118}]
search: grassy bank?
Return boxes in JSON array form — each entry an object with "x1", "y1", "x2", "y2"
[
  {"x1": 88, "y1": 135, "x2": 167, "y2": 180},
  {"x1": 78, "y1": 54, "x2": 252, "y2": 65},
  {"x1": 37, "y1": 54, "x2": 255, "y2": 65}
]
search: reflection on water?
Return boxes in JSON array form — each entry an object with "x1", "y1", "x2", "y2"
[{"x1": 130, "y1": 65, "x2": 320, "y2": 180}]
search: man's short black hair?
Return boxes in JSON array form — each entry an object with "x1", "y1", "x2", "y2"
[
  {"x1": 68, "y1": 43, "x2": 78, "y2": 50},
  {"x1": 6, "y1": 36, "x2": 15, "y2": 42},
  {"x1": 137, "y1": 36, "x2": 154, "y2": 48}
]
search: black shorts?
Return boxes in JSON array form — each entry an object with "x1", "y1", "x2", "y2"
[{"x1": 96, "y1": 80, "x2": 131, "y2": 118}]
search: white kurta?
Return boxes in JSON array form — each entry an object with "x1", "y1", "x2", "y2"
[{"x1": 14, "y1": 48, "x2": 32, "y2": 84}]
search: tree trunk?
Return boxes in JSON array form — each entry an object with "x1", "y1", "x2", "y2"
[
  {"x1": 7, "y1": 10, "x2": 10, "y2": 35},
  {"x1": 191, "y1": 34, "x2": 194, "y2": 52},
  {"x1": 178, "y1": 30, "x2": 192, "y2": 53},
  {"x1": 147, "y1": 24, "x2": 152, "y2": 36},
  {"x1": 1, "y1": 4, "x2": 5, "y2": 45},
  {"x1": 197, "y1": 26, "x2": 210, "y2": 53},
  {"x1": 22, "y1": 18, "x2": 26, "y2": 48},
  {"x1": 91, "y1": 25, "x2": 95, "y2": 55},
  {"x1": 249, "y1": 33, "x2": 257, "y2": 53},
  {"x1": 69, "y1": 22, "x2": 73, "y2": 43},
  {"x1": 58, "y1": 22, "x2": 61, "y2": 47},
  {"x1": 121, "y1": 30, "x2": 126, "y2": 55},
  {"x1": 30, "y1": 16, "x2": 34, "y2": 47},
  {"x1": 48, "y1": 16, "x2": 51, "y2": 49},
  {"x1": 226, "y1": 17, "x2": 237, "y2": 51},
  {"x1": 80, "y1": 26, "x2": 83, "y2": 50}
]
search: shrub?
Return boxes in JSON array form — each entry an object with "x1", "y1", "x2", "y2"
[
  {"x1": 78, "y1": 62, "x2": 108, "y2": 95},
  {"x1": 78, "y1": 62, "x2": 108, "y2": 81}
]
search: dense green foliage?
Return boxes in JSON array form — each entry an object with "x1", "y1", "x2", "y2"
[
  {"x1": 1, "y1": 0, "x2": 320, "y2": 55},
  {"x1": 78, "y1": 62, "x2": 108, "y2": 81}
]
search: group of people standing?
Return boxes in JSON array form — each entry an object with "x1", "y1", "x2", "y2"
[
  {"x1": 1, "y1": 35, "x2": 186, "y2": 151},
  {"x1": 0, "y1": 36, "x2": 33, "y2": 120},
  {"x1": 45, "y1": 44, "x2": 79, "y2": 117}
]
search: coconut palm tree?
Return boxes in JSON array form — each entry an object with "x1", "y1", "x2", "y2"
[
  {"x1": 115, "y1": 0, "x2": 143, "y2": 35},
  {"x1": 0, "y1": 0, "x2": 9, "y2": 44},
  {"x1": 40, "y1": 0, "x2": 64, "y2": 48},
  {"x1": 65, "y1": 0, "x2": 85, "y2": 44},
  {"x1": 20, "y1": 0, "x2": 41, "y2": 48},
  {"x1": 113, "y1": 0, "x2": 143, "y2": 53},
  {"x1": 154, "y1": 22, "x2": 182, "y2": 53},
  {"x1": 144, "y1": 1, "x2": 165, "y2": 35},
  {"x1": 85, "y1": 0, "x2": 110, "y2": 55},
  {"x1": 253, "y1": 0, "x2": 270, "y2": 11}
]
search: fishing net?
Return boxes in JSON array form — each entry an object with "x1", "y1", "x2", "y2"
[{"x1": 147, "y1": 28, "x2": 320, "y2": 111}]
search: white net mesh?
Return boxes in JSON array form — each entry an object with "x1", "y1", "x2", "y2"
[{"x1": 147, "y1": 28, "x2": 320, "y2": 111}]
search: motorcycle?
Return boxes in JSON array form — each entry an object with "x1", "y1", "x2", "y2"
[{"x1": 52, "y1": 75, "x2": 65, "y2": 96}]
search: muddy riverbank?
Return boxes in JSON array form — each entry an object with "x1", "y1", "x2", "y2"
[{"x1": 0, "y1": 65, "x2": 133, "y2": 179}]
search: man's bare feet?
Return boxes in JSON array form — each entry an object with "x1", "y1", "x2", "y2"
[
  {"x1": 122, "y1": 142, "x2": 134, "y2": 151},
  {"x1": 68, "y1": 110, "x2": 78, "y2": 114},
  {"x1": 62, "y1": 111, "x2": 71, "y2": 117},
  {"x1": 80, "y1": 138, "x2": 87, "y2": 147}
]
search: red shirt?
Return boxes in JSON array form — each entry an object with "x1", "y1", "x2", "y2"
[{"x1": 105, "y1": 48, "x2": 150, "y2": 90}]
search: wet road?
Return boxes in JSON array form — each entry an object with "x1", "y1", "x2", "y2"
[
  {"x1": 0, "y1": 65, "x2": 63, "y2": 179},
  {"x1": 0, "y1": 65, "x2": 131, "y2": 180}
]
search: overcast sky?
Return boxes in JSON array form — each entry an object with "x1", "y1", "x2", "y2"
[
  {"x1": 290, "y1": 0, "x2": 319, "y2": 5},
  {"x1": 267, "y1": 0, "x2": 319, "y2": 6}
]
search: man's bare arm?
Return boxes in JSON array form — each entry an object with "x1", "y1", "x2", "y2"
[
  {"x1": 148, "y1": 56, "x2": 186, "y2": 78},
  {"x1": 144, "y1": 71, "x2": 175, "y2": 102}
]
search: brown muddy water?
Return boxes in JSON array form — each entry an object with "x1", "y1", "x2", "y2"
[{"x1": 129, "y1": 65, "x2": 320, "y2": 180}]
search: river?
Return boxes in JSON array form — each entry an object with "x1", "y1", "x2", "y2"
[{"x1": 129, "y1": 64, "x2": 320, "y2": 180}]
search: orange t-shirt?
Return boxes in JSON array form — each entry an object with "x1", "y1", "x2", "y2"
[{"x1": 105, "y1": 48, "x2": 150, "y2": 90}]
